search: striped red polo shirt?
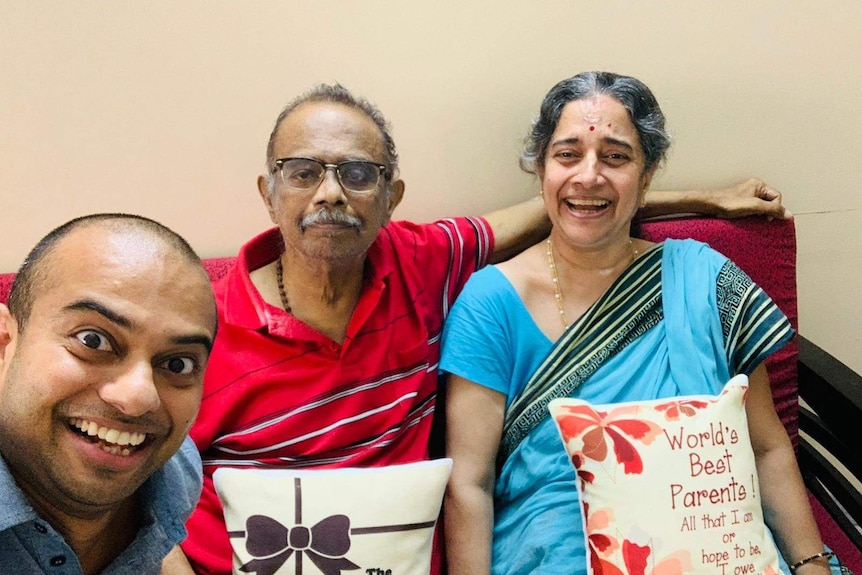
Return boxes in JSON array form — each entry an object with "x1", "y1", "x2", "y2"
[{"x1": 183, "y1": 218, "x2": 493, "y2": 574}]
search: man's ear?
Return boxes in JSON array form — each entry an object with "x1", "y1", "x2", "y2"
[
  {"x1": 257, "y1": 175, "x2": 278, "y2": 224},
  {"x1": 386, "y1": 179, "x2": 405, "y2": 217},
  {"x1": 0, "y1": 304, "x2": 18, "y2": 370}
]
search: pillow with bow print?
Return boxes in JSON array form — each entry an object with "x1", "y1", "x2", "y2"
[
  {"x1": 549, "y1": 375, "x2": 785, "y2": 575},
  {"x1": 213, "y1": 459, "x2": 451, "y2": 575}
]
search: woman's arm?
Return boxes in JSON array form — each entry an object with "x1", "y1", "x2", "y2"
[
  {"x1": 746, "y1": 364, "x2": 831, "y2": 575},
  {"x1": 444, "y1": 374, "x2": 507, "y2": 575}
]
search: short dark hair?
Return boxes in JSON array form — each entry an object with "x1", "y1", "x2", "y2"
[
  {"x1": 8, "y1": 213, "x2": 206, "y2": 330},
  {"x1": 264, "y1": 83, "x2": 399, "y2": 185},
  {"x1": 521, "y1": 71, "x2": 672, "y2": 175}
]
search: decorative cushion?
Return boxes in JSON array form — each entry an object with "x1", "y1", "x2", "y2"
[
  {"x1": 549, "y1": 375, "x2": 785, "y2": 575},
  {"x1": 213, "y1": 459, "x2": 452, "y2": 575}
]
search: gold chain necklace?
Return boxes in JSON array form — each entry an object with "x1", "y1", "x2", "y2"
[
  {"x1": 547, "y1": 237, "x2": 639, "y2": 330},
  {"x1": 547, "y1": 237, "x2": 568, "y2": 329}
]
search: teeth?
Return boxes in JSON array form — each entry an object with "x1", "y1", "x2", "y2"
[
  {"x1": 98, "y1": 443, "x2": 132, "y2": 456},
  {"x1": 567, "y1": 198, "x2": 609, "y2": 207},
  {"x1": 69, "y1": 418, "x2": 147, "y2": 448}
]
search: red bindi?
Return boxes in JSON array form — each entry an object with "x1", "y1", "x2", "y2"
[{"x1": 589, "y1": 125, "x2": 595, "y2": 131}]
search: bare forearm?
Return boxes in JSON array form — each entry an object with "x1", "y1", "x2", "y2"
[
  {"x1": 482, "y1": 197, "x2": 550, "y2": 264},
  {"x1": 445, "y1": 484, "x2": 494, "y2": 575},
  {"x1": 639, "y1": 189, "x2": 720, "y2": 219},
  {"x1": 756, "y1": 446, "x2": 830, "y2": 575},
  {"x1": 445, "y1": 377, "x2": 504, "y2": 575},
  {"x1": 639, "y1": 179, "x2": 789, "y2": 221}
]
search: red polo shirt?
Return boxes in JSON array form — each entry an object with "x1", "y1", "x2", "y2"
[{"x1": 183, "y1": 218, "x2": 493, "y2": 574}]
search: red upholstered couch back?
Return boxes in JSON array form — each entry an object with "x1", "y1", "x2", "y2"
[{"x1": 0, "y1": 275, "x2": 12, "y2": 306}]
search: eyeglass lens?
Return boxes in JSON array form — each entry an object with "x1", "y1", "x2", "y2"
[{"x1": 280, "y1": 158, "x2": 381, "y2": 192}]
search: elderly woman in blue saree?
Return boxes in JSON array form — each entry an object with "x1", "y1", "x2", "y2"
[{"x1": 440, "y1": 72, "x2": 836, "y2": 575}]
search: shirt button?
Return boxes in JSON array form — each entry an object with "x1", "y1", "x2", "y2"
[
  {"x1": 49, "y1": 556, "x2": 66, "y2": 567},
  {"x1": 33, "y1": 522, "x2": 48, "y2": 534}
]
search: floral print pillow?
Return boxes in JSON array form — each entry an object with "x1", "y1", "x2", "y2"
[
  {"x1": 213, "y1": 459, "x2": 451, "y2": 575},
  {"x1": 549, "y1": 375, "x2": 785, "y2": 575}
]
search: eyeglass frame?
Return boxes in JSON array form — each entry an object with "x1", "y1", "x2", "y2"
[{"x1": 272, "y1": 156, "x2": 390, "y2": 194}]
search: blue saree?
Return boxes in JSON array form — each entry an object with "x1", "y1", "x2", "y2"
[{"x1": 440, "y1": 239, "x2": 794, "y2": 575}]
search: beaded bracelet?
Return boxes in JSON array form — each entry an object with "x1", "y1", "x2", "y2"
[{"x1": 789, "y1": 551, "x2": 834, "y2": 573}]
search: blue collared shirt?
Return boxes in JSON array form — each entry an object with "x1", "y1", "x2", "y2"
[{"x1": 0, "y1": 437, "x2": 202, "y2": 574}]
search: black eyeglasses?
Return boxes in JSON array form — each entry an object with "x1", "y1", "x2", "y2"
[{"x1": 273, "y1": 157, "x2": 388, "y2": 194}]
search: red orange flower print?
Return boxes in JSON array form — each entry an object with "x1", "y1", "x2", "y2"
[
  {"x1": 585, "y1": 502, "x2": 694, "y2": 575},
  {"x1": 653, "y1": 399, "x2": 710, "y2": 421},
  {"x1": 555, "y1": 404, "x2": 663, "y2": 476}
]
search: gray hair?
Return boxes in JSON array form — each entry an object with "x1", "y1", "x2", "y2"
[
  {"x1": 520, "y1": 71, "x2": 671, "y2": 175},
  {"x1": 264, "y1": 84, "x2": 399, "y2": 196}
]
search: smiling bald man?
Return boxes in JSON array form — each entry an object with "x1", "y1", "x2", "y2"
[{"x1": 0, "y1": 214, "x2": 217, "y2": 575}]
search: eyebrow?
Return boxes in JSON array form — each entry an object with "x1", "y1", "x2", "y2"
[
  {"x1": 65, "y1": 299, "x2": 132, "y2": 328},
  {"x1": 64, "y1": 299, "x2": 214, "y2": 353},
  {"x1": 551, "y1": 137, "x2": 635, "y2": 152},
  {"x1": 175, "y1": 334, "x2": 215, "y2": 354}
]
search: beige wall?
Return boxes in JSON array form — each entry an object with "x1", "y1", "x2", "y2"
[{"x1": 2, "y1": 1, "x2": 860, "y2": 373}]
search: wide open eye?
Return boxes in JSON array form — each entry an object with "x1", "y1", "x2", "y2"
[
  {"x1": 74, "y1": 330, "x2": 113, "y2": 352},
  {"x1": 160, "y1": 356, "x2": 196, "y2": 375}
]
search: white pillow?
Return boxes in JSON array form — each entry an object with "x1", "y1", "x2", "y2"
[
  {"x1": 214, "y1": 459, "x2": 452, "y2": 575},
  {"x1": 549, "y1": 375, "x2": 785, "y2": 575}
]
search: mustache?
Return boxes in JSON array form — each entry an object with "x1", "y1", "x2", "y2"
[{"x1": 300, "y1": 209, "x2": 362, "y2": 231}]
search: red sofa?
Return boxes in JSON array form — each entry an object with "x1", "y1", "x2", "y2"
[{"x1": 1, "y1": 216, "x2": 859, "y2": 571}]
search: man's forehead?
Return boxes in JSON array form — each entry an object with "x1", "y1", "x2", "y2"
[
  {"x1": 50, "y1": 224, "x2": 170, "y2": 271},
  {"x1": 55, "y1": 279, "x2": 212, "y2": 329},
  {"x1": 273, "y1": 101, "x2": 386, "y2": 159},
  {"x1": 41, "y1": 226, "x2": 212, "y2": 317}
]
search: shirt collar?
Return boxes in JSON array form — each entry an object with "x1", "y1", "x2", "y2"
[{"x1": 220, "y1": 226, "x2": 397, "y2": 332}]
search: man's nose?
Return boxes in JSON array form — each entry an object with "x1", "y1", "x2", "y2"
[
  {"x1": 98, "y1": 361, "x2": 161, "y2": 417},
  {"x1": 312, "y1": 166, "x2": 347, "y2": 204}
]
